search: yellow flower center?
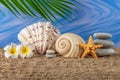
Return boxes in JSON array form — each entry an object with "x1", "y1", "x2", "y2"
[
  {"x1": 21, "y1": 47, "x2": 29, "y2": 54},
  {"x1": 9, "y1": 47, "x2": 17, "y2": 54}
]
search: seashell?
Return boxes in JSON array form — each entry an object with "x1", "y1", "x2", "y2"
[
  {"x1": 18, "y1": 22, "x2": 61, "y2": 55},
  {"x1": 55, "y1": 33, "x2": 85, "y2": 57}
]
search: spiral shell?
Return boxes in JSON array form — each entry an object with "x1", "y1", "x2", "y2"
[
  {"x1": 18, "y1": 22, "x2": 61, "y2": 55},
  {"x1": 55, "y1": 33, "x2": 85, "y2": 57}
]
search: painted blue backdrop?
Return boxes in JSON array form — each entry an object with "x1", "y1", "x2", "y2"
[{"x1": 0, "y1": 0, "x2": 120, "y2": 48}]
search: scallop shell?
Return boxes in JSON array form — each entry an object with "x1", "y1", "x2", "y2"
[
  {"x1": 18, "y1": 22, "x2": 61, "y2": 55},
  {"x1": 55, "y1": 33, "x2": 85, "y2": 57}
]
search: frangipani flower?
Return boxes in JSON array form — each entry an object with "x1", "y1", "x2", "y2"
[
  {"x1": 17, "y1": 44, "x2": 34, "y2": 58},
  {"x1": 4, "y1": 43, "x2": 18, "y2": 59}
]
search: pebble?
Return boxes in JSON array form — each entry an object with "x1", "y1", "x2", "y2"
[
  {"x1": 94, "y1": 39, "x2": 115, "y2": 47},
  {"x1": 45, "y1": 50, "x2": 56, "y2": 58},
  {"x1": 93, "y1": 33, "x2": 112, "y2": 39},
  {"x1": 96, "y1": 48, "x2": 115, "y2": 56},
  {"x1": 93, "y1": 32, "x2": 115, "y2": 57}
]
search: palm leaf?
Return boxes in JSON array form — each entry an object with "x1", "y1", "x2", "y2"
[{"x1": 0, "y1": 0, "x2": 77, "y2": 23}]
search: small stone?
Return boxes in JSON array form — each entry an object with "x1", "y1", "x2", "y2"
[
  {"x1": 96, "y1": 48, "x2": 115, "y2": 56},
  {"x1": 93, "y1": 33, "x2": 112, "y2": 39},
  {"x1": 94, "y1": 39, "x2": 115, "y2": 47},
  {"x1": 46, "y1": 50, "x2": 55, "y2": 54},
  {"x1": 45, "y1": 53, "x2": 56, "y2": 58},
  {"x1": 45, "y1": 50, "x2": 56, "y2": 58}
]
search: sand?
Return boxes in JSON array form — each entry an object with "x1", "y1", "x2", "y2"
[{"x1": 0, "y1": 48, "x2": 120, "y2": 80}]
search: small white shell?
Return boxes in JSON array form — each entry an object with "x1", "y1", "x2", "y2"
[{"x1": 18, "y1": 22, "x2": 61, "y2": 55}]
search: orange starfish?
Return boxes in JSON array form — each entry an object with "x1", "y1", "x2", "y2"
[{"x1": 79, "y1": 36, "x2": 103, "y2": 58}]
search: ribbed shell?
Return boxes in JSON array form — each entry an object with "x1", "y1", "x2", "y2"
[{"x1": 18, "y1": 22, "x2": 61, "y2": 55}]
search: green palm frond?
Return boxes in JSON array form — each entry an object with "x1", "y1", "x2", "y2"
[{"x1": 0, "y1": 0, "x2": 77, "y2": 23}]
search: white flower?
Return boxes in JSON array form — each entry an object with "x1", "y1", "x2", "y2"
[
  {"x1": 17, "y1": 44, "x2": 34, "y2": 58},
  {"x1": 4, "y1": 43, "x2": 18, "y2": 59}
]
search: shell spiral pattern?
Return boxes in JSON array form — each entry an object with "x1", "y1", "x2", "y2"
[
  {"x1": 55, "y1": 33, "x2": 85, "y2": 57},
  {"x1": 18, "y1": 22, "x2": 61, "y2": 55}
]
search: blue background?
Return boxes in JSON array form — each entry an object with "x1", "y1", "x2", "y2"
[{"x1": 0, "y1": 0, "x2": 120, "y2": 48}]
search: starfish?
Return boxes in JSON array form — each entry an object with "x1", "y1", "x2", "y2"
[{"x1": 79, "y1": 36, "x2": 103, "y2": 58}]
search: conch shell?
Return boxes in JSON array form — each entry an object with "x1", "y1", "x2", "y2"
[
  {"x1": 18, "y1": 22, "x2": 61, "y2": 55},
  {"x1": 55, "y1": 33, "x2": 85, "y2": 57}
]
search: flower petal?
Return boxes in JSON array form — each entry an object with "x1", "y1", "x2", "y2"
[
  {"x1": 4, "y1": 43, "x2": 18, "y2": 59},
  {"x1": 26, "y1": 51, "x2": 33, "y2": 58},
  {"x1": 17, "y1": 45, "x2": 22, "y2": 55},
  {"x1": 17, "y1": 45, "x2": 21, "y2": 52},
  {"x1": 4, "y1": 52, "x2": 10, "y2": 58},
  {"x1": 19, "y1": 54, "x2": 26, "y2": 58},
  {"x1": 11, "y1": 43, "x2": 17, "y2": 47},
  {"x1": 17, "y1": 44, "x2": 35, "y2": 58},
  {"x1": 17, "y1": 45, "x2": 26, "y2": 58},
  {"x1": 4, "y1": 45, "x2": 10, "y2": 51},
  {"x1": 11, "y1": 54, "x2": 18, "y2": 59}
]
